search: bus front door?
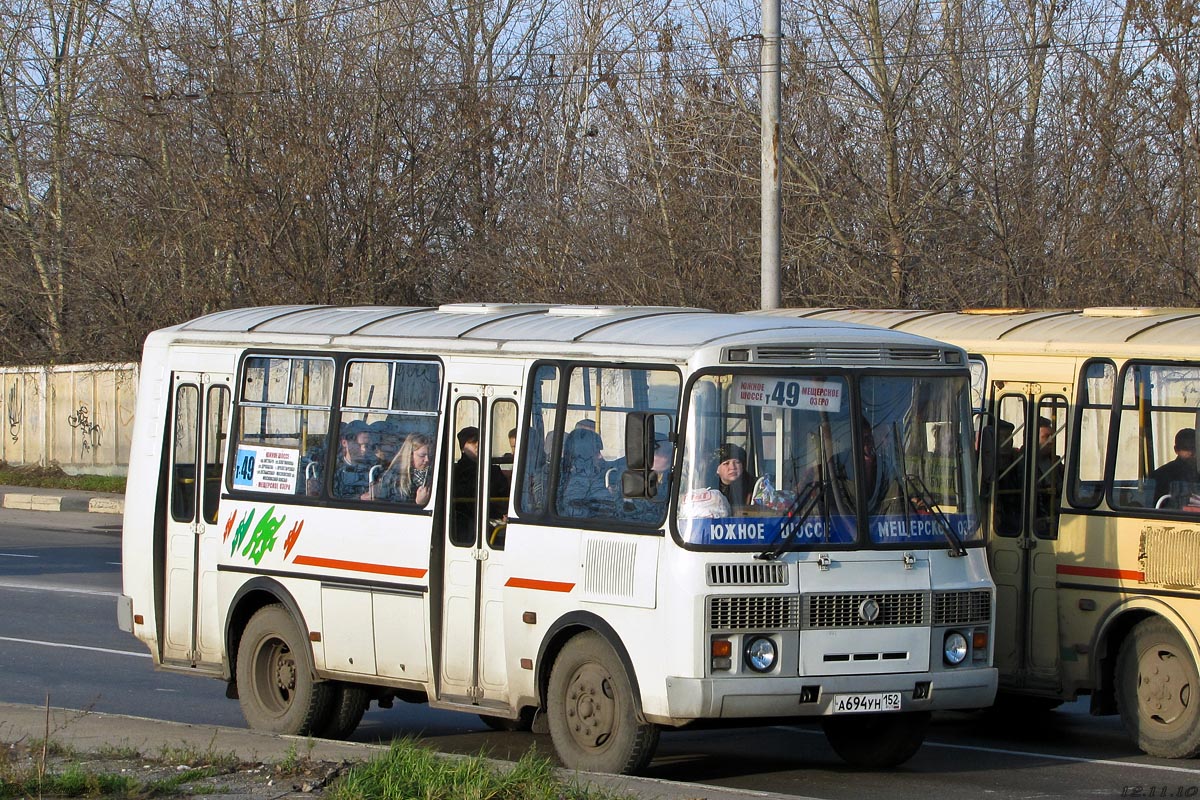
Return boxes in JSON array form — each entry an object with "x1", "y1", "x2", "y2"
[
  {"x1": 988, "y1": 387, "x2": 1067, "y2": 694},
  {"x1": 439, "y1": 385, "x2": 518, "y2": 709},
  {"x1": 162, "y1": 370, "x2": 232, "y2": 669}
]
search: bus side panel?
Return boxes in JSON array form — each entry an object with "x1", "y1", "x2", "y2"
[{"x1": 215, "y1": 498, "x2": 434, "y2": 682}]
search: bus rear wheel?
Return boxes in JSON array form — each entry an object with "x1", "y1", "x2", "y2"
[
  {"x1": 547, "y1": 632, "x2": 658, "y2": 774},
  {"x1": 822, "y1": 711, "x2": 930, "y2": 768},
  {"x1": 1117, "y1": 617, "x2": 1200, "y2": 758},
  {"x1": 236, "y1": 604, "x2": 332, "y2": 735},
  {"x1": 316, "y1": 682, "x2": 370, "y2": 740}
]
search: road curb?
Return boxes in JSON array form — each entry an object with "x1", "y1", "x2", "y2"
[{"x1": 0, "y1": 491, "x2": 123, "y2": 515}]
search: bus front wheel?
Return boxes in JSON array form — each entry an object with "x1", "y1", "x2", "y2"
[
  {"x1": 1117, "y1": 617, "x2": 1200, "y2": 758},
  {"x1": 547, "y1": 632, "x2": 659, "y2": 774},
  {"x1": 822, "y1": 711, "x2": 930, "y2": 768},
  {"x1": 236, "y1": 604, "x2": 332, "y2": 735}
]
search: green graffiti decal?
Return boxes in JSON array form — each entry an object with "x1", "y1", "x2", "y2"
[
  {"x1": 241, "y1": 505, "x2": 286, "y2": 565},
  {"x1": 229, "y1": 509, "x2": 256, "y2": 556}
]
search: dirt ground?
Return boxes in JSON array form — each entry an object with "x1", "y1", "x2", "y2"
[{"x1": 2, "y1": 738, "x2": 352, "y2": 799}]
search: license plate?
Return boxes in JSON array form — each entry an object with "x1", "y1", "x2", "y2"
[{"x1": 830, "y1": 692, "x2": 902, "y2": 714}]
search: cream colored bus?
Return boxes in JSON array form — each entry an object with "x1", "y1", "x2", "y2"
[
  {"x1": 118, "y1": 304, "x2": 996, "y2": 773},
  {"x1": 761, "y1": 307, "x2": 1200, "y2": 758}
]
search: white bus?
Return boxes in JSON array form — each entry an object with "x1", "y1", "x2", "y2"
[
  {"x1": 119, "y1": 304, "x2": 996, "y2": 773},
  {"x1": 760, "y1": 306, "x2": 1200, "y2": 758}
]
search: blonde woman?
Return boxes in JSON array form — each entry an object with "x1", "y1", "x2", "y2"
[{"x1": 376, "y1": 432, "x2": 433, "y2": 504}]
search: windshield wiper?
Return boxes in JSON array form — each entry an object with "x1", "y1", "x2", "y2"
[
  {"x1": 889, "y1": 421, "x2": 965, "y2": 557},
  {"x1": 757, "y1": 480, "x2": 823, "y2": 561},
  {"x1": 905, "y1": 471, "x2": 966, "y2": 557}
]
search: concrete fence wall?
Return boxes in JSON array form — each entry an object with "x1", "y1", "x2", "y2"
[{"x1": 0, "y1": 363, "x2": 139, "y2": 476}]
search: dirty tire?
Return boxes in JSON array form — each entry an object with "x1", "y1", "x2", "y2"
[
  {"x1": 547, "y1": 631, "x2": 659, "y2": 774},
  {"x1": 822, "y1": 711, "x2": 930, "y2": 768},
  {"x1": 236, "y1": 604, "x2": 332, "y2": 735},
  {"x1": 316, "y1": 682, "x2": 370, "y2": 740},
  {"x1": 1117, "y1": 617, "x2": 1200, "y2": 758}
]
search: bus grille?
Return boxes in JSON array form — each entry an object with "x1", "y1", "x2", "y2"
[
  {"x1": 803, "y1": 592, "x2": 928, "y2": 628},
  {"x1": 932, "y1": 590, "x2": 991, "y2": 625},
  {"x1": 708, "y1": 595, "x2": 800, "y2": 631},
  {"x1": 707, "y1": 563, "x2": 789, "y2": 586},
  {"x1": 752, "y1": 345, "x2": 946, "y2": 365}
]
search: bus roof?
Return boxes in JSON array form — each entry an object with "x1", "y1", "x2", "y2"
[
  {"x1": 753, "y1": 307, "x2": 1200, "y2": 358},
  {"x1": 148, "y1": 304, "x2": 964, "y2": 364}
]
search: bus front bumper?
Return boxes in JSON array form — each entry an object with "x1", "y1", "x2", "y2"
[{"x1": 661, "y1": 667, "x2": 997, "y2": 721}]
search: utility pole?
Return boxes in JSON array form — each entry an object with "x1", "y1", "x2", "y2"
[{"x1": 760, "y1": 0, "x2": 782, "y2": 310}]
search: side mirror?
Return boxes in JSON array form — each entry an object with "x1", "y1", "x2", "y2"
[
  {"x1": 623, "y1": 411, "x2": 670, "y2": 500},
  {"x1": 625, "y1": 412, "x2": 655, "y2": 470},
  {"x1": 622, "y1": 470, "x2": 659, "y2": 499}
]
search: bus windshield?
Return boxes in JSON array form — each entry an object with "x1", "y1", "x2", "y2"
[{"x1": 676, "y1": 371, "x2": 980, "y2": 550}]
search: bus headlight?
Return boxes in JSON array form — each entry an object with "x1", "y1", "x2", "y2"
[
  {"x1": 744, "y1": 636, "x2": 777, "y2": 673},
  {"x1": 943, "y1": 631, "x2": 968, "y2": 665}
]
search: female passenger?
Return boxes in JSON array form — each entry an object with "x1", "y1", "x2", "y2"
[{"x1": 376, "y1": 432, "x2": 433, "y2": 505}]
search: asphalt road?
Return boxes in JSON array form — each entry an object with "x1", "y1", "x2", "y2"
[{"x1": 2, "y1": 506, "x2": 1198, "y2": 800}]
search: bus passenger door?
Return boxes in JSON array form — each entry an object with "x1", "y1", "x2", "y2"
[
  {"x1": 162, "y1": 371, "x2": 232, "y2": 668},
  {"x1": 439, "y1": 386, "x2": 518, "y2": 707},
  {"x1": 986, "y1": 387, "x2": 1066, "y2": 692}
]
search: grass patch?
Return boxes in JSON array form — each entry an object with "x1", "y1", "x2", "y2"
[
  {"x1": 327, "y1": 740, "x2": 634, "y2": 800},
  {"x1": 0, "y1": 461, "x2": 124, "y2": 494},
  {"x1": 155, "y1": 740, "x2": 240, "y2": 771},
  {"x1": 1, "y1": 764, "x2": 140, "y2": 798}
]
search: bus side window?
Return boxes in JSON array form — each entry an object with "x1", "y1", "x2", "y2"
[
  {"x1": 171, "y1": 383, "x2": 200, "y2": 523},
  {"x1": 1034, "y1": 397, "x2": 1069, "y2": 538},
  {"x1": 1069, "y1": 360, "x2": 1113, "y2": 509},
  {"x1": 992, "y1": 396, "x2": 1025, "y2": 537}
]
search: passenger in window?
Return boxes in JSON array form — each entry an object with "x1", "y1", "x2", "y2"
[
  {"x1": 1149, "y1": 428, "x2": 1198, "y2": 508},
  {"x1": 1034, "y1": 417, "x2": 1064, "y2": 531},
  {"x1": 991, "y1": 420, "x2": 1023, "y2": 535},
  {"x1": 371, "y1": 420, "x2": 402, "y2": 469},
  {"x1": 852, "y1": 422, "x2": 921, "y2": 518},
  {"x1": 558, "y1": 427, "x2": 615, "y2": 517},
  {"x1": 454, "y1": 426, "x2": 511, "y2": 521},
  {"x1": 714, "y1": 443, "x2": 756, "y2": 515},
  {"x1": 376, "y1": 432, "x2": 433, "y2": 505},
  {"x1": 333, "y1": 420, "x2": 377, "y2": 500},
  {"x1": 496, "y1": 428, "x2": 517, "y2": 465},
  {"x1": 301, "y1": 444, "x2": 326, "y2": 496},
  {"x1": 627, "y1": 438, "x2": 674, "y2": 522}
]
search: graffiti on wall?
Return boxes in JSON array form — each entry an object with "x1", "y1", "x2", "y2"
[
  {"x1": 68, "y1": 405, "x2": 102, "y2": 456},
  {"x1": 7, "y1": 383, "x2": 19, "y2": 443}
]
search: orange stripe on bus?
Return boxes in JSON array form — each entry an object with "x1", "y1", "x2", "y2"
[
  {"x1": 292, "y1": 555, "x2": 427, "y2": 579},
  {"x1": 1056, "y1": 564, "x2": 1145, "y2": 581},
  {"x1": 505, "y1": 577, "x2": 575, "y2": 593}
]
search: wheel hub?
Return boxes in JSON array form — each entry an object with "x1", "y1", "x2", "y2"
[
  {"x1": 1139, "y1": 646, "x2": 1192, "y2": 726},
  {"x1": 265, "y1": 640, "x2": 296, "y2": 704},
  {"x1": 565, "y1": 663, "x2": 616, "y2": 749}
]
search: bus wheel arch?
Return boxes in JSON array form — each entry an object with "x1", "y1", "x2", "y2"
[
  {"x1": 1102, "y1": 608, "x2": 1200, "y2": 758},
  {"x1": 535, "y1": 612, "x2": 646, "y2": 721},
  {"x1": 224, "y1": 579, "x2": 315, "y2": 693},
  {"x1": 1094, "y1": 601, "x2": 1199, "y2": 719},
  {"x1": 536, "y1": 613, "x2": 658, "y2": 773},
  {"x1": 235, "y1": 602, "x2": 333, "y2": 735}
]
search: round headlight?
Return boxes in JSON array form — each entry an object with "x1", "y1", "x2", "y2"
[
  {"x1": 944, "y1": 631, "x2": 968, "y2": 665},
  {"x1": 744, "y1": 636, "x2": 777, "y2": 673}
]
